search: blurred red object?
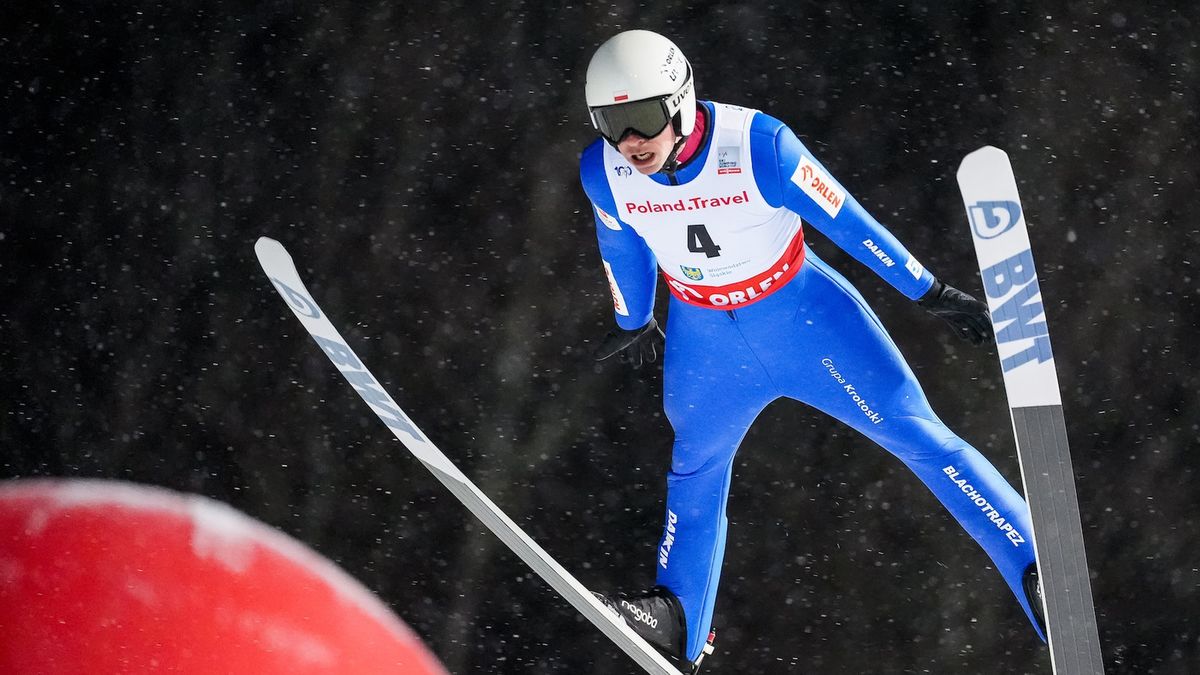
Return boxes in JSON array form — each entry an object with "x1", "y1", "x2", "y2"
[{"x1": 0, "y1": 478, "x2": 447, "y2": 674}]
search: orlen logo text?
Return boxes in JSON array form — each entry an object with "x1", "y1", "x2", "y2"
[
  {"x1": 968, "y1": 200, "x2": 1022, "y2": 239},
  {"x1": 791, "y1": 156, "x2": 845, "y2": 218},
  {"x1": 625, "y1": 190, "x2": 749, "y2": 214}
]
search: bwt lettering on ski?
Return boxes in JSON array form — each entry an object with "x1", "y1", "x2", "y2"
[
  {"x1": 959, "y1": 156, "x2": 1062, "y2": 410},
  {"x1": 967, "y1": 199, "x2": 1055, "y2": 374},
  {"x1": 265, "y1": 275, "x2": 424, "y2": 444}
]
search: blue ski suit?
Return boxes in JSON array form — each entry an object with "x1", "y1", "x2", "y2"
[{"x1": 580, "y1": 101, "x2": 1043, "y2": 661}]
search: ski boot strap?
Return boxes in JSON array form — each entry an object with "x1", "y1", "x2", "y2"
[{"x1": 686, "y1": 628, "x2": 717, "y2": 674}]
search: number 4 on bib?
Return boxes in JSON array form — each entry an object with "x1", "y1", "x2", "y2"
[
  {"x1": 957, "y1": 146, "x2": 1104, "y2": 674},
  {"x1": 686, "y1": 223, "x2": 722, "y2": 258}
]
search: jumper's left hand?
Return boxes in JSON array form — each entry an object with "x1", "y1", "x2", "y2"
[
  {"x1": 593, "y1": 319, "x2": 665, "y2": 368},
  {"x1": 918, "y1": 279, "x2": 994, "y2": 345}
]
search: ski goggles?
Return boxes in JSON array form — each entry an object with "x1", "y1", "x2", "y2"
[{"x1": 590, "y1": 96, "x2": 674, "y2": 145}]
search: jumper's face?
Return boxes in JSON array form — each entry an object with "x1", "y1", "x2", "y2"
[{"x1": 616, "y1": 125, "x2": 678, "y2": 175}]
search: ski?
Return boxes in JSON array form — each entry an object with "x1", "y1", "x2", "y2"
[
  {"x1": 957, "y1": 147, "x2": 1104, "y2": 674},
  {"x1": 253, "y1": 237, "x2": 686, "y2": 675}
]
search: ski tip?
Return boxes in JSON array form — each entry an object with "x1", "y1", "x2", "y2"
[
  {"x1": 956, "y1": 145, "x2": 1013, "y2": 180},
  {"x1": 254, "y1": 237, "x2": 292, "y2": 269},
  {"x1": 967, "y1": 145, "x2": 1006, "y2": 157},
  {"x1": 960, "y1": 145, "x2": 1008, "y2": 165},
  {"x1": 254, "y1": 236, "x2": 281, "y2": 254}
]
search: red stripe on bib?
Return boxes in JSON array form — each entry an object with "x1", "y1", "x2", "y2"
[{"x1": 662, "y1": 229, "x2": 806, "y2": 309}]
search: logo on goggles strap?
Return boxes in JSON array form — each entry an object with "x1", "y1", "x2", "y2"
[{"x1": 668, "y1": 78, "x2": 693, "y2": 111}]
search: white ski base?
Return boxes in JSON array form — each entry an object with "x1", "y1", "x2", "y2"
[
  {"x1": 255, "y1": 237, "x2": 685, "y2": 675},
  {"x1": 958, "y1": 147, "x2": 1104, "y2": 674}
]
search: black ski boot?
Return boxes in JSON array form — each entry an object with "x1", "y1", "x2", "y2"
[
  {"x1": 593, "y1": 586, "x2": 716, "y2": 673},
  {"x1": 1023, "y1": 563, "x2": 1047, "y2": 635}
]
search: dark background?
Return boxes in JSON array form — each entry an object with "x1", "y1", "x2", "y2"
[{"x1": 3, "y1": 2, "x2": 1196, "y2": 673}]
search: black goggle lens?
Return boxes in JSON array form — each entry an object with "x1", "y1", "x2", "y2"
[{"x1": 592, "y1": 98, "x2": 672, "y2": 145}]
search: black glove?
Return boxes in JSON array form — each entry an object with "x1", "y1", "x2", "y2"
[
  {"x1": 593, "y1": 319, "x2": 665, "y2": 368},
  {"x1": 918, "y1": 279, "x2": 994, "y2": 345}
]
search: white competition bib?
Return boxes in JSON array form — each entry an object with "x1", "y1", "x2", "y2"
[{"x1": 604, "y1": 104, "x2": 805, "y2": 308}]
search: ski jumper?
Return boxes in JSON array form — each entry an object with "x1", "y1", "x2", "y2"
[{"x1": 580, "y1": 101, "x2": 1042, "y2": 661}]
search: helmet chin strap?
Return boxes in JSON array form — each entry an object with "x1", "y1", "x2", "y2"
[{"x1": 658, "y1": 134, "x2": 689, "y2": 176}]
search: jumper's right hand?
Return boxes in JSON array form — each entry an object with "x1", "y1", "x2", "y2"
[{"x1": 593, "y1": 319, "x2": 665, "y2": 368}]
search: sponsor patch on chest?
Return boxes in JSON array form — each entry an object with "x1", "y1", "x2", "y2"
[
  {"x1": 717, "y1": 146, "x2": 742, "y2": 174},
  {"x1": 623, "y1": 190, "x2": 750, "y2": 215}
]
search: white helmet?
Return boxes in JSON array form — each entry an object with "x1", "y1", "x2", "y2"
[{"x1": 585, "y1": 30, "x2": 696, "y2": 144}]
